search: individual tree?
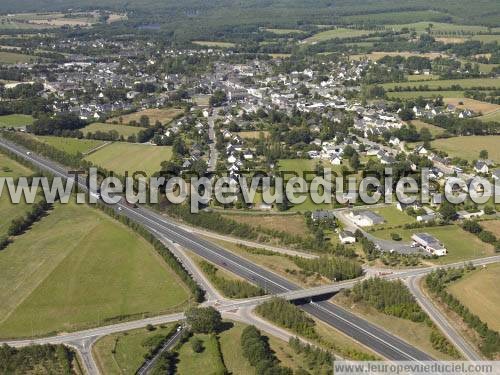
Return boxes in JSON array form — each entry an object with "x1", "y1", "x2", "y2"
[
  {"x1": 139, "y1": 115, "x2": 150, "y2": 127},
  {"x1": 439, "y1": 201, "x2": 457, "y2": 222},
  {"x1": 191, "y1": 337, "x2": 204, "y2": 353},
  {"x1": 419, "y1": 127, "x2": 432, "y2": 148},
  {"x1": 479, "y1": 150, "x2": 488, "y2": 160},
  {"x1": 185, "y1": 307, "x2": 222, "y2": 334}
]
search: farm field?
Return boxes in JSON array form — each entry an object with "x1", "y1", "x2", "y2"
[
  {"x1": 387, "y1": 91, "x2": 464, "y2": 100},
  {"x1": 390, "y1": 22, "x2": 497, "y2": 35},
  {"x1": 0, "y1": 114, "x2": 34, "y2": 128},
  {"x1": 431, "y1": 136, "x2": 500, "y2": 163},
  {"x1": 303, "y1": 28, "x2": 371, "y2": 44},
  {"x1": 351, "y1": 51, "x2": 446, "y2": 61},
  {"x1": 34, "y1": 135, "x2": 106, "y2": 155},
  {"x1": 371, "y1": 225, "x2": 494, "y2": 264},
  {"x1": 265, "y1": 28, "x2": 304, "y2": 34},
  {"x1": 447, "y1": 264, "x2": 500, "y2": 332},
  {"x1": 480, "y1": 220, "x2": 500, "y2": 237},
  {"x1": 409, "y1": 120, "x2": 445, "y2": 137},
  {"x1": 93, "y1": 324, "x2": 176, "y2": 375},
  {"x1": 471, "y1": 34, "x2": 500, "y2": 43},
  {"x1": 0, "y1": 12, "x2": 101, "y2": 29},
  {"x1": 84, "y1": 142, "x2": 172, "y2": 176},
  {"x1": 176, "y1": 333, "x2": 226, "y2": 375},
  {"x1": 0, "y1": 152, "x2": 35, "y2": 237},
  {"x1": 0, "y1": 51, "x2": 36, "y2": 64},
  {"x1": 0, "y1": 202, "x2": 190, "y2": 338},
  {"x1": 478, "y1": 110, "x2": 500, "y2": 122},
  {"x1": 381, "y1": 78, "x2": 500, "y2": 91},
  {"x1": 407, "y1": 74, "x2": 440, "y2": 81},
  {"x1": 107, "y1": 108, "x2": 182, "y2": 125},
  {"x1": 192, "y1": 40, "x2": 235, "y2": 48},
  {"x1": 83, "y1": 122, "x2": 146, "y2": 138},
  {"x1": 477, "y1": 63, "x2": 500, "y2": 73},
  {"x1": 237, "y1": 130, "x2": 270, "y2": 139},
  {"x1": 220, "y1": 212, "x2": 310, "y2": 237},
  {"x1": 443, "y1": 98, "x2": 500, "y2": 115},
  {"x1": 269, "y1": 53, "x2": 292, "y2": 59},
  {"x1": 333, "y1": 293, "x2": 458, "y2": 360}
]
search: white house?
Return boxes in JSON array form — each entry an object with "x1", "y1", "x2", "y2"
[
  {"x1": 411, "y1": 233, "x2": 447, "y2": 256},
  {"x1": 339, "y1": 230, "x2": 356, "y2": 244},
  {"x1": 474, "y1": 161, "x2": 489, "y2": 174},
  {"x1": 350, "y1": 211, "x2": 384, "y2": 227}
]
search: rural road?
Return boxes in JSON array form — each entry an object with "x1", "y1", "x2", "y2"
[{"x1": 406, "y1": 275, "x2": 483, "y2": 361}]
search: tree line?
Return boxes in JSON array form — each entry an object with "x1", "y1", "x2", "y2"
[
  {"x1": 256, "y1": 298, "x2": 318, "y2": 340},
  {"x1": 165, "y1": 204, "x2": 326, "y2": 253},
  {"x1": 462, "y1": 219, "x2": 500, "y2": 251},
  {"x1": 241, "y1": 325, "x2": 292, "y2": 375},
  {"x1": 8, "y1": 199, "x2": 51, "y2": 237},
  {"x1": 345, "y1": 277, "x2": 460, "y2": 358},
  {"x1": 198, "y1": 260, "x2": 265, "y2": 299},
  {"x1": 425, "y1": 267, "x2": 500, "y2": 358},
  {"x1": 291, "y1": 256, "x2": 363, "y2": 281},
  {"x1": 288, "y1": 337, "x2": 333, "y2": 374}
]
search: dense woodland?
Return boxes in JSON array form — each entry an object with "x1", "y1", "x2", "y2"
[
  {"x1": 0, "y1": 344, "x2": 76, "y2": 374},
  {"x1": 256, "y1": 298, "x2": 318, "y2": 339}
]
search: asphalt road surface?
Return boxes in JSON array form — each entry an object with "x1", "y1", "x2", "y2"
[{"x1": 0, "y1": 136, "x2": 435, "y2": 361}]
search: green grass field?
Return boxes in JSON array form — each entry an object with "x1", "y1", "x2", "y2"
[
  {"x1": 447, "y1": 264, "x2": 500, "y2": 332},
  {"x1": 386, "y1": 91, "x2": 464, "y2": 100},
  {"x1": 381, "y1": 78, "x2": 500, "y2": 91},
  {"x1": 431, "y1": 136, "x2": 500, "y2": 163},
  {"x1": 303, "y1": 28, "x2": 371, "y2": 44},
  {"x1": 390, "y1": 22, "x2": 497, "y2": 35},
  {"x1": 0, "y1": 202, "x2": 190, "y2": 338},
  {"x1": 368, "y1": 206, "x2": 416, "y2": 229},
  {"x1": 0, "y1": 114, "x2": 34, "y2": 128},
  {"x1": 0, "y1": 152, "x2": 34, "y2": 237},
  {"x1": 192, "y1": 41, "x2": 235, "y2": 48},
  {"x1": 107, "y1": 108, "x2": 182, "y2": 126},
  {"x1": 478, "y1": 110, "x2": 500, "y2": 123},
  {"x1": 176, "y1": 334, "x2": 226, "y2": 375},
  {"x1": 471, "y1": 34, "x2": 500, "y2": 43},
  {"x1": 265, "y1": 28, "x2": 304, "y2": 34},
  {"x1": 93, "y1": 324, "x2": 176, "y2": 374},
  {"x1": 371, "y1": 225, "x2": 494, "y2": 264},
  {"x1": 410, "y1": 120, "x2": 445, "y2": 137},
  {"x1": 85, "y1": 142, "x2": 172, "y2": 176},
  {"x1": 407, "y1": 74, "x2": 440, "y2": 81},
  {"x1": 83, "y1": 122, "x2": 146, "y2": 138},
  {"x1": 35, "y1": 135, "x2": 106, "y2": 155},
  {"x1": 0, "y1": 51, "x2": 36, "y2": 64}
]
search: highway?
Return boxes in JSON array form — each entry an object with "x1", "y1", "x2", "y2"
[
  {"x1": 4, "y1": 136, "x2": 500, "y2": 371},
  {"x1": 0, "y1": 136, "x2": 435, "y2": 362}
]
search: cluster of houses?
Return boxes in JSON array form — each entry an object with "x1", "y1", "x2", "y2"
[
  {"x1": 411, "y1": 102, "x2": 475, "y2": 120},
  {"x1": 353, "y1": 106, "x2": 404, "y2": 138}
]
